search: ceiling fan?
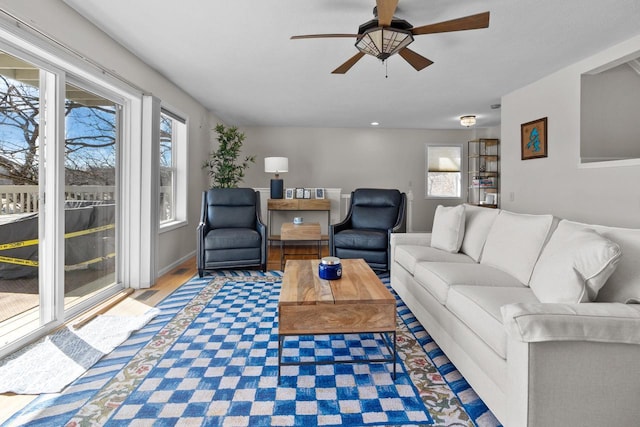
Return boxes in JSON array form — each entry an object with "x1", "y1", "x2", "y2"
[{"x1": 291, "y1": 0, "x2": 490, "y2": 74}]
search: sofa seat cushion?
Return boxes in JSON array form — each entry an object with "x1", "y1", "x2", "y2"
[
  {"x1": 204, "y1": 228, "x2": 261, "y2": 250},
  {"x1": 333, "y1": 229, "x2": 387, "y2": 250},
  {"x1": 395, "y1": 245, "x2": 475, "y2": 275},
  {"x1": 446, "y1": 285, "x2": 539, "y2": 359},
  {"x1": 413, "y1": 262, "x2": 525, "y2": 305},
  {"x1": 481, "y1": 210, "x2": 555, "y2": 285}
]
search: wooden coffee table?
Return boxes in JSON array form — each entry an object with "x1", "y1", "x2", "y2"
[{"x1": 278, "y1": 258, "x2": 397, "y2": 381}]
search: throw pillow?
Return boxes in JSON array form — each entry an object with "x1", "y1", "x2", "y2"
[
  {"x1": 530, "y1": 221, "x2": 622, "y2": 303},
  {"x1": 431, "y1": 204, "x2": 466, "y2": 253},
  {"x1": 460, "y1": 204, "x2": 500, "y2": 262},
  {"x1": 481, "y1": 210, "x2": 554, "y2": 285}
]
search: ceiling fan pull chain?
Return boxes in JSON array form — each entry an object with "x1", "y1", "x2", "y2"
[{"x1": 385, "y1": 60, "x2": 388, "y2": 78}]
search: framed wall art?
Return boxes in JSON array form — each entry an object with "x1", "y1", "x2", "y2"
[{"x1": 521, "y1": 117, "x2": 547, "y2": 160}]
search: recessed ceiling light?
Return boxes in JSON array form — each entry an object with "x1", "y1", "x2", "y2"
[{"x1": 370, "y1": 122, "x2": 380, "y2": 126}]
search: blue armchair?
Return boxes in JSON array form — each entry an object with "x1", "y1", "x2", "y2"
[
  {"x1": 197, "y1": 188, "x2": 267, "y2": 276},
  {"x1": 329, "y1": 188, "x2": 406, "y2": 272}
]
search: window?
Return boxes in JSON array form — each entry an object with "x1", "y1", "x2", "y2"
[
  {"x1": 425, "y1": 145, "x2": 462, "y2": 198},
  {"x1": 159, "y1": 109, "x2": 186, "y2": 227}
]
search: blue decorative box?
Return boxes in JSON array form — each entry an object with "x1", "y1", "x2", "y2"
[{"x1": 319, "y1": 256, "x2": 342, "y2": 280}]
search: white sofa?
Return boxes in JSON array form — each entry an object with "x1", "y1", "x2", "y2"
[{"x1": 390, "y1": 204, "x2": 640, "y2": 427}]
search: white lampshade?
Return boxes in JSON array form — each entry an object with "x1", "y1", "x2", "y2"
[{"x1": 264, "y1": 157, "x2": 288, "y2": 174}]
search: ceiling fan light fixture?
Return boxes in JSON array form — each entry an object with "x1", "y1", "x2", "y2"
[
  {"x1": 356, "y1": 27, "x2": 414, "y2": 60},
  {"x1": 460, "y1": 115, "x2": 477, "y2": 127}
]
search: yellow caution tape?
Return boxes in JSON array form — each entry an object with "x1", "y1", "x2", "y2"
[
  {"x1": 0, "y1": 238, "x2": 39, "y2": 251},
  {"x1": 63, "y1": 223, "x2": 115, "y2": 239},
  {"x1": 0, "y1": 223, "x2": 115, "y2": 266},
  {"x1": 0, "y1": 255, "x2": 38, "y2": 267},
  {"x1": 65, "y1": 252, "x2": 116, "y2": 270}
]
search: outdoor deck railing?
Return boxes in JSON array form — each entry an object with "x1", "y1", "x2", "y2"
[{"x1": 0, "y1": 185, "x2": 117, "y2": 214}]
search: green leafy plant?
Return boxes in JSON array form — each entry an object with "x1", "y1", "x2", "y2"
[{"x1": 203, "y1": 123, "x2": 255, "y2": 188}]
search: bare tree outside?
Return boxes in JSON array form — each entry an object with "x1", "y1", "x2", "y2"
[{"x1": 0, "y1": 76, "x2": 117, "y2": 189}]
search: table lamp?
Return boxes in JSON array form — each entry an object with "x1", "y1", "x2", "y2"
[{"x1": 264, "y1": 157, "x2": 288, "y2": 199}]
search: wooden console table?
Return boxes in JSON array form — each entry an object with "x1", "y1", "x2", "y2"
[
  {"x1": 279, "y1": 222, "x2": 322, "y2": 269},
  {"x1": 267, "y1": 199, "x2": 331, "y2": 241}
]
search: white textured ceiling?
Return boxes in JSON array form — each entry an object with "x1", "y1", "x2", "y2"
[{"x1": 63, "y1": 0, "x2": 640, "y2": 129}]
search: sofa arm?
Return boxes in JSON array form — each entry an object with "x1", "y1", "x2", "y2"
[
  {"x1": 502, "y1": 302, "x2": 640, "y2": 345},
  {"x1": 390, "y1": 232, "x2": 432, "y2": 248}
]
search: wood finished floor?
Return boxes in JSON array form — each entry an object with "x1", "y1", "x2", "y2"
[{"x1": 0, "y1": 244, "x2": 327, "y2": 424}]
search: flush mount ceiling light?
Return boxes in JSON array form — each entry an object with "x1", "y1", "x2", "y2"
[{"x1": 460, "y1": 115, "x2": 477, "y2": 127}]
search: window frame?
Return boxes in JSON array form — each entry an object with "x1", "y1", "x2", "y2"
[
  {"x1": 158, "y1": 107, "x2": 187, "y2": 232},
  {"x1": 425, "y1": 143, "x2": 463, "y2": 200}
]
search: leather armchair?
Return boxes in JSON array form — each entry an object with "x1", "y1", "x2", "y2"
[
  {"x1": 197, "y1": 188, "x2": 267, "y2": 276},
  {"x1": 330, "y1": 188, "x2": 406, "y2": 272}
]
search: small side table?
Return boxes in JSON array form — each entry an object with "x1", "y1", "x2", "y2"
[{"x1": 280, "y1": 222, "x2": 322, "y2": 270}]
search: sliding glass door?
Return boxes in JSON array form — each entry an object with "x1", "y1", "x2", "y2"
[
  {"x1": 0, "y1": 51, "x2": 42, "y2": 333},
  {"x1": 0, "y1": 48, "x2": 123, "y2": 348},
  {"x1": 63, "y1": 82, "x2": 119, "y2": 310}
]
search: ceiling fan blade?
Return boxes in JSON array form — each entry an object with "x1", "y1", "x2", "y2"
[
  {"x1": 376, "y1": 0, "x2": 399, "y2": 26},
  {"x1": 411, "y1": 11, "x2": 490, "y2": 35},
  {"x1": 398, "y1": 48, "x2": 433, "y2": 71},
  {"x1": 291, "y1": 33, "x2": 359, "y2": 40},
  {"x1": 332, "y1": 52, "x2": 366, "y2": 74}
]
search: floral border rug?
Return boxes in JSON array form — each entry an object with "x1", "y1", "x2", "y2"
[{"x1": 3, "y1": 271, "x2": 501, "y2": 427}]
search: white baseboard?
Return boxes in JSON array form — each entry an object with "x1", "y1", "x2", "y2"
[{"x1": 157, "y1": 250, "x2": 195, "y2": 278}]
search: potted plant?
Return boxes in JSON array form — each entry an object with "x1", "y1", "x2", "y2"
[{"x1": 203, "y1": 123, "x2": 255, "y2": 188}]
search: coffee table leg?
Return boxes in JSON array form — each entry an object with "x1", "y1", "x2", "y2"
[
  {"x1": 392, "y1": 330, "x2": 397, "y2": 380},
  {"x1": 280, "y1": 240, "x2": 284, "y2": 270},
  {"x1": 278, "y1": 335, "x2": 283, "y2": 384}
]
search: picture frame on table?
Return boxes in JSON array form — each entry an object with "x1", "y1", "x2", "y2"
[
  {"x1": 521, "y1": 117, "x2": 548, "y2": 160},
  {"x1": 285, "y1": 188, "x2": 294, "y2": 199},
  {"x1": 295, "y1": 188, "x2": 305, "y2": 199},
  {"x1": 303, "y1": 188, "x2": 312, "y2": 199},
  {"x1": 315, "y1": 188, "x2": 325, "y2": 199}
]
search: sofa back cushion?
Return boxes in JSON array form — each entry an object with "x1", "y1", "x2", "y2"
[
  {"x1": 562, "y1": 220, "x2": 640, "y2": 303},
  {"x1": 481, "y1": 210, "x2": 554, "y2": 285},
  {"x1": 460, "y1": 204, "x2": 500, "y2": 262},
  {"x1": 431, "y1": 204, "x2": 466, "y2": 253},
  {"x1": 529, "y1": 220, "x2": 622, "y2": 303}
]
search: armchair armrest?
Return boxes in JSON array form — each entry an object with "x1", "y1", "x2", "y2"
[
  {"x1": 331, "y1": 212, "x2": 353, "y2": 235},
  {"x1": 391, "y1": 192, "x2": 407, "y2": 233},
  {"x1": 502, "y1": 302, "x2": 640, "y2": 345}
]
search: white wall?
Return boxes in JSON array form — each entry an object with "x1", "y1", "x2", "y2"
[
  {"x1": 238, "y1": 126, "x2": 499, "y2": 231},
  {"x1": 0, "y1": 0, "x2": 213, "y2": 274},
  {"x1": 581, "y1": 63, "x2": 640, "y2": 161},
  {"x1": 501, "y1": 34, "x2": 640, "y2": 227}
]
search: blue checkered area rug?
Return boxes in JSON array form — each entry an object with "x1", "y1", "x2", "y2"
[{"x1": 4, "y1": 271, "x2": 501, "y2": 427}]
